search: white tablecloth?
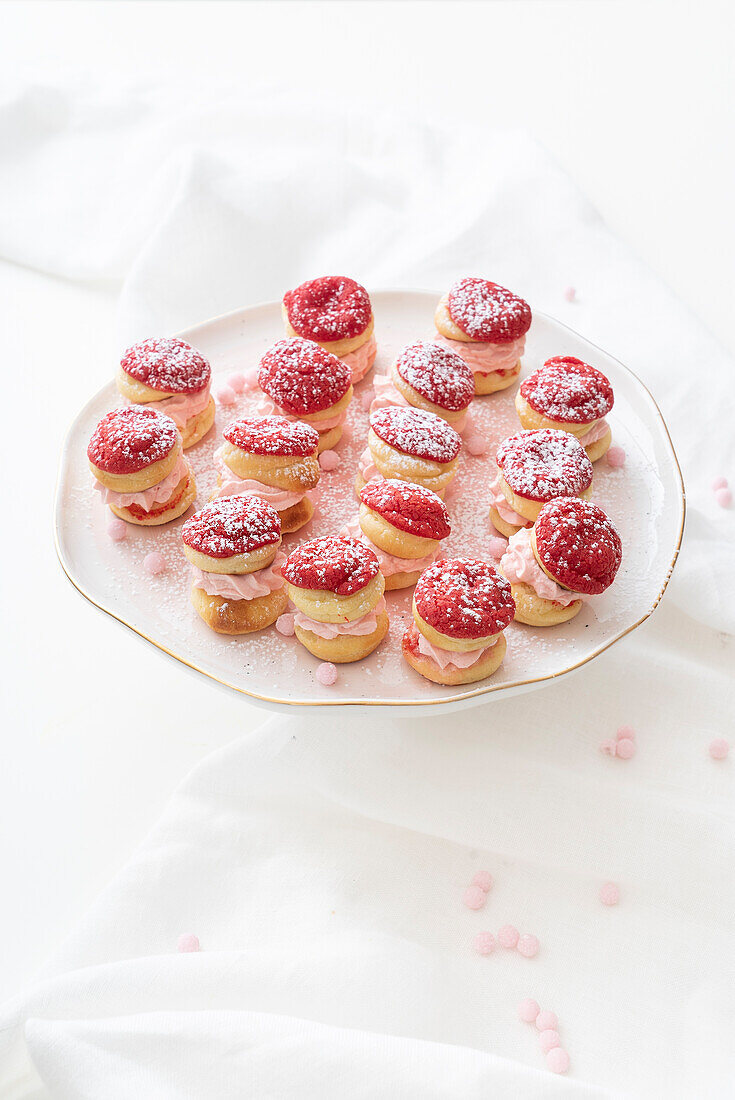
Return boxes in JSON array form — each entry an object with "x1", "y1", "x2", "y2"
[{"x1": 1, "y1": 87, "x2": 733, "y2": 1098}]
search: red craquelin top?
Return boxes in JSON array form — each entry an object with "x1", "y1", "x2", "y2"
[
  {"x1": 520, "y1": 356, "x2": 614, "y2": 425},
  {"x1": 360, "y1": 479, "x2": 451, "y2": 541},
  {"x1": 259, "y1": 339, "x2": 351, "y2": 415},
  {"x1": 182, "y1": 496, "x2": 281, "y2": 559},
  {"x1": 395, "y1": 341, "x2": 474, "y2": 412},
  {"x1": 370, "y1": 406, "x2": 461, "y2": 464},
  {"x1": 224, "y1": 416, "x2": 320, "y2": 457},
  {"x1": 283, "y1": 276, "x2": 372, "y2": 343},
  {"x1": 534, "y1": 497, "x2": 622, "y2": 595},
  {"x1": 120, "y1": 338, "x2": 211, "y2": 394},
  {"x1": 88, "y1": 405, "x2": 179, "y2": 475},
  {"x1": 414, "y1": 558, "x2": 516, "y2": 639},
  {"x1": 496, "y1": 429, "x2": 593, "y2": 502},
  {"x1": 447, "y1": 278, "x2": 532, "y2": 343},
  {"x1": 282, "y1": 536, "x2": 379, "y2": 596}
]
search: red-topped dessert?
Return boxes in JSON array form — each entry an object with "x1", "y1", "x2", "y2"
[
  {"x1": 403, "y1": 558, "x2": 515, "y2": 684},
  {"x1": 257, "y1": 338, "x2": 353, "y2": 452},
  {"x1": 341, "y1": 479, "x2": 451, "y2": 590},
  {"x1": 212, "y1": 415, "x2": 320, "y2": 533},
  {"x1": 516, "y1": 356, "x2": 614, "y2": 461},
  {"x1": 434, "y1": 277, "x2": 532, "y2": 395},
  {"x1": 282, "y1": 536, "x2": 388, "y2": 663},
  {"x1": 116, "y1": 337, "x2": 214, "y2": 449},
  {"x1": 282, "y1": 276, "x2": 376, "y2": 384},
  {"x1": 182, "y1": 496, "x2": 287, "y2": 635},
  {"x1": 88, "y1": 405, "x2": 196, "y2": 526},
  {"x1": 489, "y1": 428, "x2": 593, "y2": 538},
  {"x1": 370, "y1": 341, "x2": 475, "y2": 432},
  {"x1": 356, "y1": 406, "x2": 462, "y2": 499},
  {"x1": 500, "y1": 497, "x2": 622, "y2": 626}
]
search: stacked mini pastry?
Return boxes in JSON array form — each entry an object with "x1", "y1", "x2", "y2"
[
  {"x1": 88, "y1": 405, "x2": 196, "y2": 525},
  {"x1": 212, "y1": 416, "x2": 320, "y2": 533},
  {"x1": 257, "y1": 338, "x2": 353, "y2": 452},
  {"x1": 356, "y1": 406, "x2": 462, "y2": 499},
  {"x1": 342, "y1": 479, "x2": 451, "y2": 590},
  {"x1": 282, "y1": 276, "x2": 376, "y2": 384},
  {"x1": 433, "y1": 277, "x2": 532, "y2": 394},
  {"x1": 182, "y1": 496, "x2": 288, "y2": 635},
  {"x1": 282, "y1": 536, "x2": 388, "y2": 663},
  {"x1": 489, "y1": 428, "x2": 593, "y2": 538},
  {"x1": 516, "y1": 356, "x2": 614, "y2": 462},
  {"x1": 499, "y1": 497, "x2": 622, "y2": 626},
  {"x1": 116, "y1": 337, "x2": 214, "y2": 449},
  {"x1": 402, "y1": 558, "x2": 515, "y2": 685},
  {"x1": 370, "y1": 341, "x2": 474, "y2": 432}
]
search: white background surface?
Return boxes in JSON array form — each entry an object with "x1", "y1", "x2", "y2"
[{"x1": 1, "y1": 0, "x2": 733, "y2": 1072}]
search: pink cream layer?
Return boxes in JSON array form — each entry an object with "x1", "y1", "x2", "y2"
[
  {"x1": 212, "y1": 448, "x2": 307, "y2": 509},
  {"x1": 500, "y1": 528, "x2": 582, "y2": 606},
  {"x1": 341, "y1": 335, "x2": 377, "y2": 383},
  {"x1": 94, "y1": 452, "x2": 188, "y2": 510},
  {"x1": 340, "y1": 518, "x2": 439, "y2": 577},
  {"x1": 489, "y1": 472, "x2": 532, "y2": 528},
  {"x1": 191, "y1": 553, "x2": 286, "y2": 601},
  {"x1": 358, "y1": 448, "x2": 384, "y2": 484},
  {"x1": 577, "y1": 418, "x2": 610, "y2": 446},
  {"x1": 370, "y1": 373, "x2": 469, "y2": 432},
  {"x1": 126, "y1": 385, "x2": 210, "y2": 429},
  {"x1": 255, "y1": 394, "x2": 347, "y2": 432},
  {"x1": 416, "y1": 630, "x2": 498, "y2": 670},
  {"x1": 294, "y1": 597, "x2": 386, "y2": 640},
  {"x1": 433, "y1": 333, "x2": 524, "y2": 376}
]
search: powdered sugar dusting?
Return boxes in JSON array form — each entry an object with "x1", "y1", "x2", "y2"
[
  {"x1": 182, "y1": 496, "x2": 281, "y2": 559},
  {"x1": 88, "y1": 405, "x2": 179, "y2": 475},
  {"x1": 448, "y1": 278, "x2": 532, "y2": 343},
  {"x1": 284, "y1": 276, "x2": 372, "y2": 342},
  {"x1": 535, "y1": 498, "x2": 622, "y2": 594},
  {"x1": 283, "y1": 535, "x2": 379, "y2": 596},
  {"x1": 360, "y1": 479, "x2": 451, "y2": 541},
  {"x1": 395, "y1": 341, "x2": 473, "y2": 411},
  {"x1": 415, "y1": 558, "x2": 516, "y2": 639},
  {"x1": 259, "y1": 339, "x2": 351, "y2": 415},
  {"x1": 224, "y1": 416, "x2": 319, "y2": 457},
  {"x1": 521, "y1": 357, "x2": 614, "y2": 424},
  {"x1": 121, "y1": 338, "x2": 211, "y2": 394},
  {"x1": 496, "y1": 429, "x2": 593, "y2": 502},
  {"x1": 370, "y1": 406, "x2": 461, "y2": 463}
]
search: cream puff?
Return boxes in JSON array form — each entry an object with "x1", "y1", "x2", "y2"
[
  {"x1": 257, "y1": 338, "x2": 353, "y2": 452},
  {"x1": 182, "y1": 496, "x2": 288, "y2": 635},
  {"x1": 402, "y1": 558, "x2": 515, "y2": 685},
  {"x1": 499, "y1": 497, "x2": 622, "y2": 626},
  {"x1": 88, "y1": 405, "x2": 196, "y2": 526},
  {"x1": 516, "y1": 356, "x2": 614, "y2": 461},
  {"x1": 282, "y1": 276, "x2": 376, "y2": 384},
  {"x1": 489, "y1": 428, "x2": 593, "y2": 538},
  {"x1": 282, "y1": 536, "x2": 388, "y2": 663},
  {"x1": 212, "y1": 416, "x2": 320, "y2": 533},
  {"x1": 117, "y1": 337, "x2": 214, "y2": 449},
  {"x1": 434, "y1": 277, "x2": 531, "y2": 394},
  {"x1": 355, "y1": 406, "x2": 461, "y2": 499},
  {"x1": 342, "y1": 478, "x2": 451, "y2": 590},
  {"x1": 370, "y1": 341, "x2": 474, "y2": 432}
]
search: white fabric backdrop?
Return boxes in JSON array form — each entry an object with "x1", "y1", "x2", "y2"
[{"x1": 1, "y1": 87, "x2": 734, "y2": 1097}]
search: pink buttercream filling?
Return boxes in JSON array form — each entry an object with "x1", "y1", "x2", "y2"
[
  {"x1": 341, "y1": 334, "x2": 377, "y2": 383},
  {"x1": 416, "y1": 630, "x2": 498, "y2": 669},
  {"x1": 294, "y1": 597, "x2": 386, "y2": 640},
  {"x1": 191, "y1": 553, "x2": 286, "y2": 601},
  {"x1": 340, "y1": 517, "x2": 439, "y2": 577},
  {"x1": 94, "y1": 452, "x2": 189, "y2": 510},
  {"x1": 433, "y1": 333, "x2": 524, "y2": 375},
  {"x1": 255, "y1": 394, "x2": 347, "y2": 432},
  {"x1": 358, "y1": 447, "x2": 384, "y2": 484},
  {"x1": 489, "y1": 472, "x2": 532, "y2": 528},
  {"x1": 577, "y1": 418, "x2": 610, "y2": 447},
  {"x1": 499, "y1": 527, "x2": 583, "y2": 606},
  {"x1": 370, "y1": 373, "x2": 468, "y2": 433},
  {"x1": 212, "y1": 447, "x2": 307, "y2": 509}
]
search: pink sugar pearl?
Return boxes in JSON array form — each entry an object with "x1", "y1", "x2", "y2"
[
  {"x1": 616, "y1": 737, "x2": 636, "y2": 760},
  {"x1": 563, "y1": 286, "x2": 576, "y2": 302},
  {"x1": 518, "y1": 998, "x2": 541, "y2": 1023},
  {"x1": 275, "y1": 613, "x2": 295, "y2": 637},
  {"x1": 177, "y1": 933, "x2": 200, "y2": 953},
  {"x1": 216, "y1": 385, "x2": 236, "y2": 406},
  {"x1": 535, "y1": 1009, "x2": 558, "y2": 1032},
  {"x1": 319, "y1": 449, "x2": 340, "y2": 471},
  {"x1": 471, "y1": 870, "x2": 494, "y2": 893},
  {"x1": 711, "y1": 476, "x2": 728, "y2": 491},
  {"x1": 546, "y1": 1047, "x2": 570, "y2": 1074},
  {"x1": 616, "y1": 724, "x2": 635, "y2": 741},
  {"x1": 539, "y1": 1029, "x2": 560, "y2": 1054},
  {"x1": 463, "y1": 885, "x2": 486, "y2": 911},
  {"x1": 228, "y1": 372, "x2": 246, "y2": 393},
  {"x1": 466, "y1": 434, "x2": 488, "y2": 457},
  {"x1": 143, "y1": 551, "x2": 165, "y2": 575},
  {"x1": 488, "y1": 536, "x2": 507, "y2": 560},
  {"x1": 107, "y1": 518, "x2": 127, "y2": 541},
  {"x1": 606, "y1": 445, "x2": 626, "y2": 468},
  {"x1": 242, "y1": 369, "x2": 259, "y2": 391},
  {"x1": 474, "y1": 931, "x2": 496, "y2": 955},
  {"x1": 361, "y1": 389, "x2": 374, "y2": 410},
  {"x1": 599, "y1": 739, "x2": 617, "y2": 756},
  {"x1": 715, "y1": 488, "x2": 732, "y2": 508},
  {"x1": 517, "y1": 933, "x2": 540, "y2": 958},
  {"x1": 498, "y1": 924, "x2": 519, "y2": 948},
  {"x1": 600, "y1": 881, "x2": 620, "y2": 906},
  {"x1": 316, "y1": 662, "x2": 338, "y2": 686},
  {"x1": 709, "y1": 738, "x2": 730, "y2": 760}
]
